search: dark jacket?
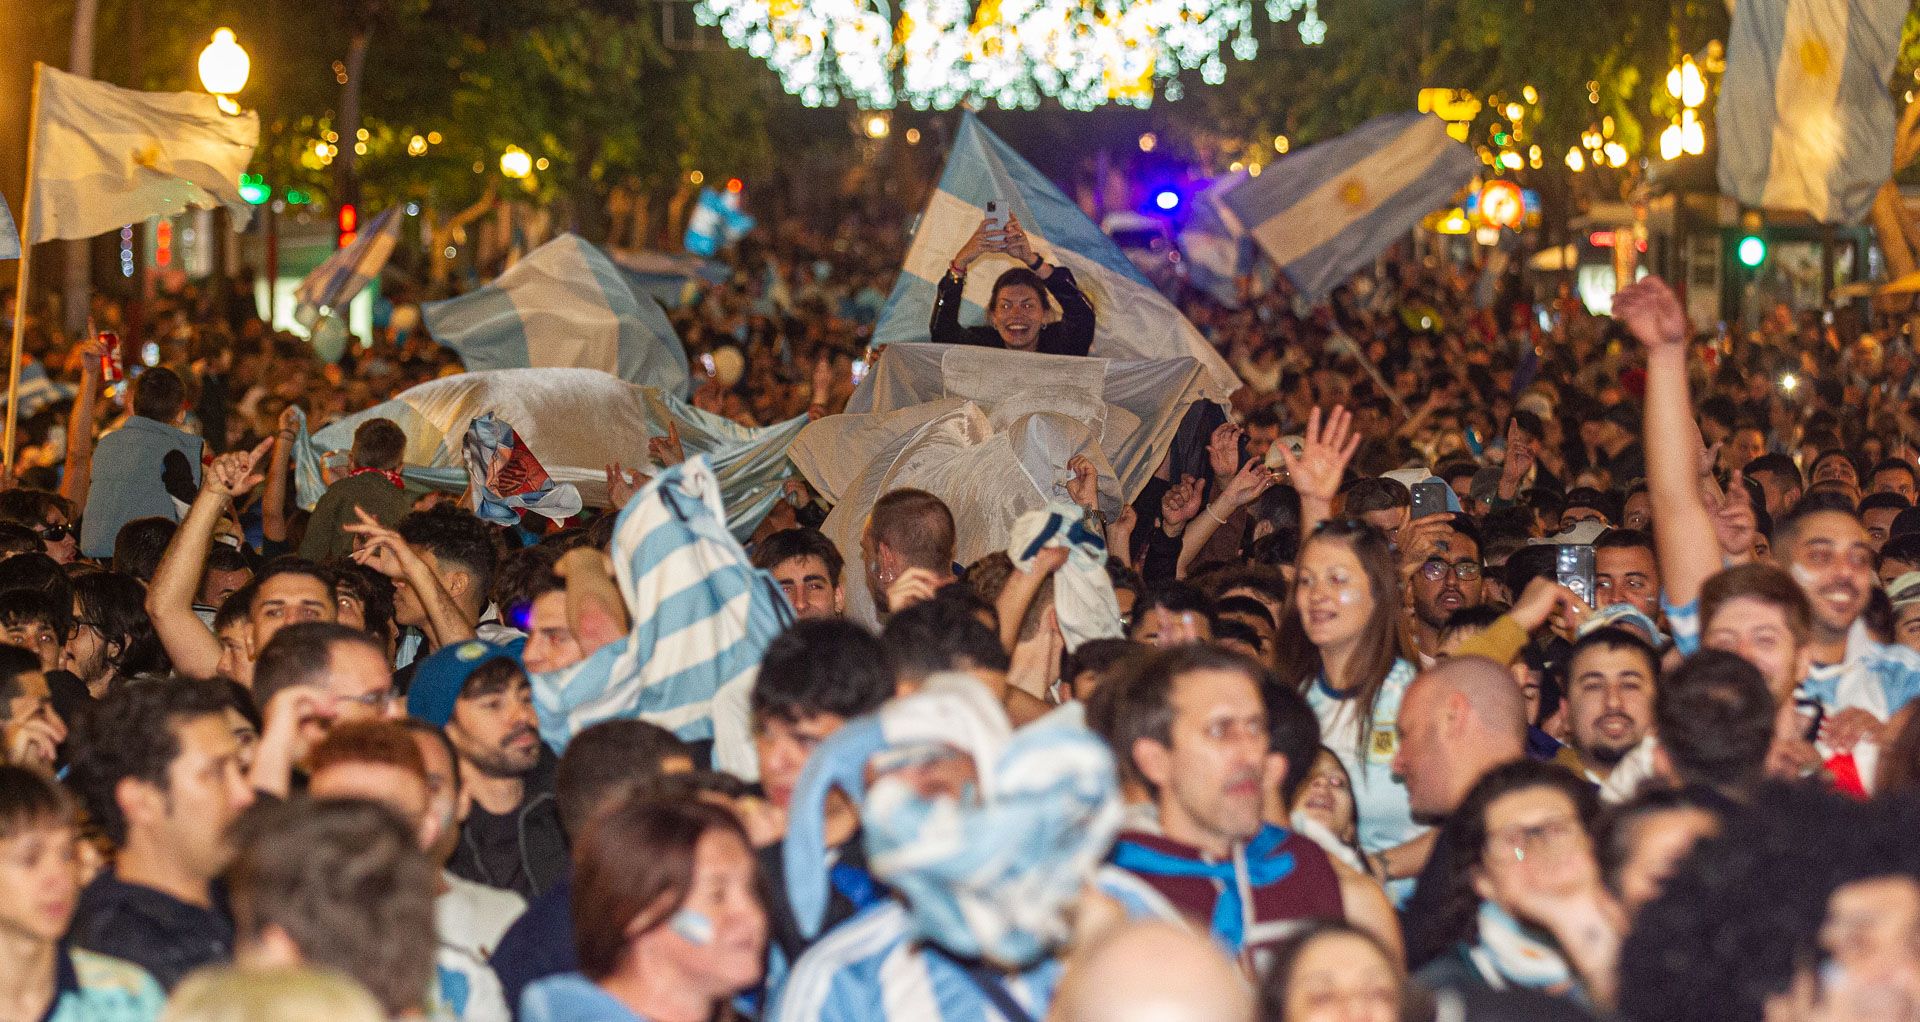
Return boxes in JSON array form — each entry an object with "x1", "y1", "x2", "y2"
[
  {"x1": 929, "y1": 265, "x2": 1096, "y2": 357},
  {"x1": 491, "y1": 871, "x2": 575, "y2": 1020},
  {"x1": 448, "y1": 748, "x2": 567, "y2": 901},
  {"x1": 70, "y1": 870, "x2": 232, "y2": 991}
]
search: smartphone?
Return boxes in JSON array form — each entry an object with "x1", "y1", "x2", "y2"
[
  {"x1": 1410, "y1": 480, "x2": 1450, "y2": 520},
  {"x1": 984, "y1": 200, "x2": 1002, "y2": 234},
  {"x1": 97, "y1": 331, "x2": 124, "y2": 384},
  {"x1": 1556, "y1": 544, "x2": 1597, "y2": 606}
]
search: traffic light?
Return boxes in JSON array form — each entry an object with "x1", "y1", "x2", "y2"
[
  {"x1": 238, "y1": 173, "x2": 269, "y2": 206},
  {"x1": 1737, "y1": 234, "x2": 1766, "y2": 268},
  {"x1": 337, "y1": 203, "x2": 358, "y2": 248}
]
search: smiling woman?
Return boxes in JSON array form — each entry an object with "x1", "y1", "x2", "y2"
[{"x1": 931, "y1": 213, "x2": 1096, "y2": 357}]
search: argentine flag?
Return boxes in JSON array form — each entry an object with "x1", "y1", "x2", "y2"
[
  {"x1": 530, "y1": 457, "x2": 793, "y2": 753},
  {"x1": 876, "y1": 112, "x2": 1240, "y2": 400},
  {"x1": 1216, "y1": 112, "x2": 1480, "y2": 303},
  {"x1": 684, "y1": 188, "x2": 756, "y2": 258},
  {"x1": 294, "y1": 205, "x2": 402, "y2": 325},
  {"x1": 423, "y1": 234, "x2": 691, "y2": 396},
  {"x1": 1179, "y1": 170, "x2": 1254, "y2": 307},
  {"x1": 0, "y1": 195, "x2": 17, "y2": 261},
  {"x1": 1718, "y1": 0, "x2": 1907, "y2": 224}
]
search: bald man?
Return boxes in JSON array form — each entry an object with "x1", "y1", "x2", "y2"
[
  {"x1": 1391, "y1": 655, "x2": 1529, "y2": 822},
  {"x1": 1393, "y1": 655, "x2": 1534, "y2": 970},
  {"x1": 1049, "y1": 922, "x2": 1252, "y2": 1022}
]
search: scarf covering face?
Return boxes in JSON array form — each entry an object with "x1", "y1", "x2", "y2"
[
  {"x1": 784, "y1": 676, "x2": 1123, "y2": 968},
  {"x1": 1473, "y1": 900, "x2": 1574, "y2": 990}
]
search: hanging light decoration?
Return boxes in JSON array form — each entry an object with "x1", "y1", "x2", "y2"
[{"x1": 693, "y1": 0, "x2": 1323, "y2": 111}]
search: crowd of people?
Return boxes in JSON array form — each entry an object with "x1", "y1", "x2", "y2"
[{"x1": 3, "y1": 203, "x2": 1920, "y2": 1022}]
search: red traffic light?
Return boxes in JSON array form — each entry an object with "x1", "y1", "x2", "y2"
[{"x1": 337, "y1": 203, "x2": 358, "y2": 248}]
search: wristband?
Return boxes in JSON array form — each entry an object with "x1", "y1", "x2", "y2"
[
  {"x1": 1027, "y1": 254, "x2": 1044, "y2": 270},
  {"x1": 1206, "y1": 505, "x2": 1231, "y2": 525}
]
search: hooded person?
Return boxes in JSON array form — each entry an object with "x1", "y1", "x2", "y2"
[{"x1": 773, "y1": 674, "x2": 1179, "y2": 1022}]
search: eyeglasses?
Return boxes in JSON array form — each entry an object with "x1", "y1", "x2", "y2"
[
  {"x1": 1419, "y1": 558, "x2": 1483, "y2": 582},
  {"x1": 1486, "y1": 813, "x2": 1584, "y2": 863},
  {"x1": 34, "y1": 524, "x2": 70, "y2": 542},
  {"x1": 335, "y1": 687, "x2": 399, "y2": 710}
]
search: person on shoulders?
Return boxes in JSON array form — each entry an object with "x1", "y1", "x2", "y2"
[{"x1": 931, "y1": 214, "x2": 1095, "y2": 357}]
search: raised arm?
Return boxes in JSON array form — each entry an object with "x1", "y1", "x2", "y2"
[
  {"x1": 1614, "y1": 278, "x2": 1720, "y2": 607},
  {"x1": 147, "y1": 439, "x2": 273, "y2": 679},
  {"x1": 931, "y1": 219, "x2": 998, "y2": 344},
  {"x1": 263, "y1": 405, "x2": 298, "y2": 546},
  {"x1": 1277, "y1": 405, "x2": 1360, "y2": 536},
  {"x1": 1179, "y1": 457, "x2": 1275, "y2": 579},
  {"x1": 60, "y1": 336, "x2": 104, "y2": 508},
  {"x1": 554, "y1": 546, "x2": 631, "y2": 660},
  {"x1": 345, "y1": 506, "x2": 476, "y2": 652}
]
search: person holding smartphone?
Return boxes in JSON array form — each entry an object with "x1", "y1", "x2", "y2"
[{"x1": 931, "y1": 210, "x2": 1095, "y2": 356}]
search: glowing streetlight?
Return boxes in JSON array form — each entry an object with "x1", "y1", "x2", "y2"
[
  {"x1": 500, "y1": 146, "x2": 533, "y2": 179},
  {"x1": 864, "y1": 114, "x2": 890, "y2": 139},
  {"x1": 198, "y1": 28, "x2": 250, "y2": 114},
  {"x1": 1566, "y1": 147, "x2": 1586, "y2": 172}
]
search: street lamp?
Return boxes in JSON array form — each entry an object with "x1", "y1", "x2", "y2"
[
  {"x1": 198, "y1": 28, "x2": 250, "y2": 114},
  {"x1": 500, "y1": 146, "x2": 533, "y2": 179}
]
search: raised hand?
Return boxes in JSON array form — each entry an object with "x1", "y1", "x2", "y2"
[
  {"x1": 203, "y1": 437, "x2": 275, "y2": 499},
  {"x1": 953, "y1": 218, "x2": 999, "y2": 273},
  {"x1": 1613, "y1": 278, "x2": 1688, "y2": 354},
  {"x1": 1207, "y1": 422, "x2": 1244, "y2": 481},
  {"x1": 1278, "y1": 405, "x2": 1361, "y2": 506},
  {"x1": 604, "y1": 461, "x2": 649, "y2": 511},
  {"x1": 648, "y1": 421, "x2": 686, "y2": 467},
  {"x1": 1066, "y1": 454, "x2": 1100, "y2": 509},
  {"x1": 1704, "y1": 468, "x2": 1758, "y2": 562},
  {"x1": 1160, "y1": 475, "x2": 1205, "y2": 532},
  {"x1": 344, "y1": 505, "x2": 420, "y2": 580},
  {"x1": 886, "y1": 567, "x2": 944, "y2": 613},
  {"x1": 1218, "y1": 456, "x2": 1276, "y2": 510},
  {"x1": 1106, "y1": 505, "x2": 1137, "y2": 562},
  {"x1": 1001, "y1": 216, "x2": 1036, "y2": 265},
  {"x1": 277, "y1": 404, "x2": 302, "y2": 439},
  {"x1": 1509, "y1": 576, "x2": 1592, "y2": 637}
]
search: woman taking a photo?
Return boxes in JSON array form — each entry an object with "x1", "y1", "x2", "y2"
[{"x1": 521, "y1": 795, "x2": 768, "y2": 1022}]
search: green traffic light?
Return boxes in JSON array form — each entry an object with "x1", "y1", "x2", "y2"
[{"x1": 1737, "y1": 235, "x2": 1766, "y2": 268}]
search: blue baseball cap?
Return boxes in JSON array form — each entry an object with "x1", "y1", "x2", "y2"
[{"x1": 407, "y1": 637, "x2": 527, "y2": 728}]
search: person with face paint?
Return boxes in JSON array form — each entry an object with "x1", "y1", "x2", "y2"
[
  {"x1": 931, "y1": 213, "x2": 1096, "y2": 357},
  {"x1": 1275, "y1": 520, "x2": 1429, "y2": 898}
]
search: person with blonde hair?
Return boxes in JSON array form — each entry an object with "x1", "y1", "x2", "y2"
[{"x1": 160, "y1": 966, "x2": 385, "y2": 1022}]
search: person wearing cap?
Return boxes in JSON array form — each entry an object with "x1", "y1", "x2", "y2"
[
  {"x1": 1890, "y1": 573, "x2": 1920, "y2": 656},
  {"x1": 409, "y1": 637, "x2": 565, "y2": 900}
]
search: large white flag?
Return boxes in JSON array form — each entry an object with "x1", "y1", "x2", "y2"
[{"x1": 27, "y1": 65, "x2": 259, "y2": 243}]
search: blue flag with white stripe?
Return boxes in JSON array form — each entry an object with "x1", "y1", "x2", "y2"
[
  {"x1": 530, "y1": 457, "x2": 793, "y2": 751},
  {"x1": 423, "y1": 234, "x2": 692, "y2": 395},
  {"x1": 0, "y1": 195, "x2": 17, "y2": 261},
  {"x1": 294, "y1": 205, "x2": 402, "y2": 323},
  {"x1": 684, "y1": 189, "x2": 756, "y2": 258},
  {"x1": 1217, "y1": 112, "x2": 1480, "y2": 303},
  {"x1": 876, "y1": 112, "x2": 1239, "y2": 400},
  {"x1": 1718, "y1": 0, "x2": 1906, "y2": 224}
]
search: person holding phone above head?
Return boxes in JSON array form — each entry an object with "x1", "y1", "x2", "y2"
[{"x1": 932, "y1": 210, "x2": 1096, "y2": 356}]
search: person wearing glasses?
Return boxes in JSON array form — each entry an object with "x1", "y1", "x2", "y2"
[
  {"x1": 1411, "y1": 761, "x2": 1624, "y2": 1011},
  {"x1": 1406, "y1": 516, "x2": 1487, "y2": 666},
  {"x1": 243, "y1": 622, "x2": 402, "y2": 800},
  {"x1": 0, "y1": 489, "x2": 79, "y2": 564},
  {"x1": 932, "y1": 212, "x2": 1095, "y2": 356}
]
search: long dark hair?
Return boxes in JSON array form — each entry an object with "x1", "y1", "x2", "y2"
[
  {"x1": 571, "y1": 793, "x2": 761, "y2": 987},
  {"x1": 1273, "y1": 520, "x2": 1412, "y2": 759},
  {"x1": 1256, "y1": 920, "x2": 1410, "y2": 1021},
  {"x1": 1418, "y1": 761, "x2": 1601, "y2": 956}
]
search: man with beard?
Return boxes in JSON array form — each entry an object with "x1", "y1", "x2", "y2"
[
  {"x1": 1561, "y1": 627, "x2": 1660, "y2": 801},
  {"x1": 1406, "y1": 517, "x2": 1485, "y2": 665},
  {"x1": 407, "y1": 638, "x2": 564, "y2": 900},
  {"x1": 1594, "y1": 528, "x2": 1662, "y2": 621},
  {"x1": 1107, "y1": 645, "x2": 1344, "y2": 969}
]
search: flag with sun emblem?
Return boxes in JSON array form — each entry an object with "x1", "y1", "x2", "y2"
[
  {"x1": 1216, "y1": 111, "x2": 1478, "y2": 304},
  {"x1": 1718, "y1": 0, "x2": 1907, "y2": 224},
  {"x1": 874, "y1": 112, "x2": 1240, "y2": 400}
]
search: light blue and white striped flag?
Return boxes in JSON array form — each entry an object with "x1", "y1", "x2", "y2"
[
  {"x1": 1717, "y1": 0, "x2": 1907, "y2": 224},
  {"x1": 293, "y1": 205, "x2": 402, "y2": 324},
  {"x1": 530, "y1": 457, "x2": 793, "y2": 751},
  {"x1": 423, "y1": 234, "x2": 692, "y2": 395},
  {"x1": 684, "y1": 188, "x2": 756, "y2": 258},
  {"x1": 0, "y1": 360, "x2": 74, "y2": 420},
  {"x1": 875, "y1": 112, "x2": 1240, "y2": 400},
  {"x1": 1217, "y1": 112, "x2": 1480, "y2": 303},
  {"x1": 0, "y1": 195, "x2": 18, "y2": 261},
  {"x1": 1179, "y1": 170, "x2": 1254, "y2": 306}
]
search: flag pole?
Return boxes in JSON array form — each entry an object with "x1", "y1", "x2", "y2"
[{"x1": 5, "y1": 63, "x2": 45, "y2": 474}]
